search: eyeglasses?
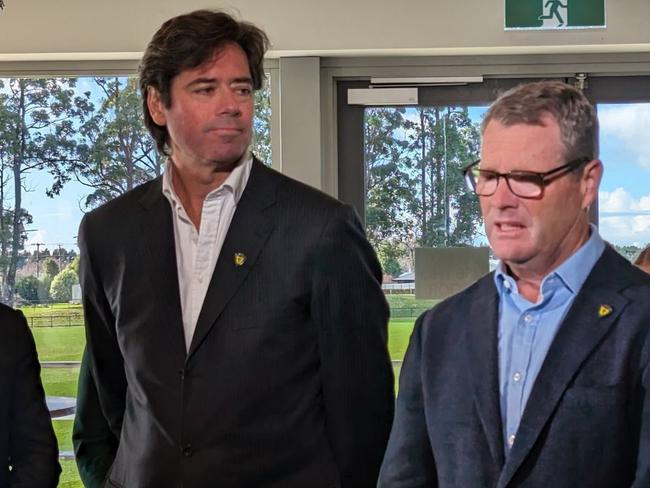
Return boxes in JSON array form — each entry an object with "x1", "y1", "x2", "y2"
[{"x1": 462, "y1": 157, "x2": 590, "y2": 199}]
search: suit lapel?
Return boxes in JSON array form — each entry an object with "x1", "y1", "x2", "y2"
[
  {"x1": 464, "y1": 275, "x2": 506, "y2": 469},
  {"x1": 187, "y1": 160, "x2": 277, "y2": 359},
  {"x1": 137, "y1": 178, "x2": 186, "y2": 359},
  {"x1": 497, "y1": 247, "x2": 629, "y2": 488}
]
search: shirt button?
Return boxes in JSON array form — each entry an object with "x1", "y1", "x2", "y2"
[
  {"x1": 503, "y1": 281, "x2": 511, "y2": 290},
  {"x1": 512, "y1": 371, "x2": 522, "y2": 382},
  {"x1": 182, "y1": 444, "x2": 193, "y2": 457},
  {"x1": 508, "y1": 434, "x2": 516, "y2": 447},
  {"x1": 197, "y1": 275, "x2": 203, "y2": 284},
  {"x1": 524, "y1": 314, "x2": 533, "y2": 323}
]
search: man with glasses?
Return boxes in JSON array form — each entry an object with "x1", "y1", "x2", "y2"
[{"x1": 379, "y1": 80, "x2": 650, "y2": 487}]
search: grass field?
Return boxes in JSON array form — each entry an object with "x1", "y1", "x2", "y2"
[{"x1": 22, "y1": 296, "x2": 433, "y2": 488}]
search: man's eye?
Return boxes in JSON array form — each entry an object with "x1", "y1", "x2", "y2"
[
  {"x1": 510, "y1": 173, "x2": 539, "y2": 184},
  {"x1": 235, "y1": 87, "x2": 252, "y2": 96},
  {"x1": 195, "y1": 87, "x2": 214, "y2": 94}
]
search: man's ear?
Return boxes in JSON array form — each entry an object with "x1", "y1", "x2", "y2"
[
  {"x1": 581, "y1": 159, "x2": 603, "y2": 211},
  {"x1": 147, "y1": 87, "x2": 167, "y2": 126}
]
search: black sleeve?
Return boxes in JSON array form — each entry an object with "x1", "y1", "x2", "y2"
[
  {"x1": 72, "y1": 214, "x2": 125, "y2": 487},
  {"x1": 311, "y1": 203, "x2": 395, "y2": 488},
  {"x1": 72, "y1": 348, "x2": 119, "y2": 488},
  {"x1": 9, "y1": 310, "x2": 61, "y2": 488},
  {"x1": 378, "y1": 313, "x2": 438, "y2": 487}
]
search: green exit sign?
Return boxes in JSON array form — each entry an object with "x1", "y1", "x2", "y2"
[{"x1": 505, "y1": 0, "x2": 605, "y2": 29}]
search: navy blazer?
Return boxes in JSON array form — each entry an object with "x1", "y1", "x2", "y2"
[
  {"x1": 379, "y1": 245, "x2": 650, "y2": 488},
  {"x1": 73, "y1": 160, "x2": 394, "y2": 488},
  {"x1": 0, "y1": 304, "x2": 60, "y2": 487}
]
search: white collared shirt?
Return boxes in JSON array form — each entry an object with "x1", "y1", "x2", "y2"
[{"x1": 162, "y1": 153, "x2": 252, "y2": 350}]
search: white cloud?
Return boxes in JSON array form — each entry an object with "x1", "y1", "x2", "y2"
[
  {"x1": 599, "y1": 104, "x2": 650, "y2": 169},
  {"x1": 25, "y1": 229, "x2": 47, "y2": 248},
  {"x1": 599, "y1": 187, "x2": 650, "y2": 246}
]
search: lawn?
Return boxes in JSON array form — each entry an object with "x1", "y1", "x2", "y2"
[{"x1": 32, "y1": 326, "x2": 85, "y2": 362}]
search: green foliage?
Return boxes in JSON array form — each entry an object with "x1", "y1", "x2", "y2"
[
  {"x1": 59, "y1": 77, "x2": 162, "y2": 210},
  {"x1": 15, "y1": 275, "x2": 39, "y2": 302},
  {"x1": 252, "y1": 83, "x2": 272, "y2": 165},
  {"x1": 49, "y1": 268, "x2": 79, "y2": 302},
  {"x1": 43, "y1": 258, "x2": 59, "y2": 278},
  {"x1": 0, "y1": 77, "x2": 92, "y2": 294},
  {"x1": 364, "y1": 106, "x2": 483, "y2": 273},
  {"x1": 38, "y1": 275, "x2": 53, "y2": 302},
  {"x1": 67, "y1": 255, "x2": 80, "y2": 274},
  {"x1": 376, "y1": 241, "x2": 406, "y2": 277},
  {"x1": 613, "y1": 243, "x2": 643, "y2": 261}
]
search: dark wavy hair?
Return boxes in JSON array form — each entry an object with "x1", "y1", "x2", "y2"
[
  {"x1": 139, "y1": 10, "x2": 269, "y2": 155},
  {"x1": 635, "y1": 247, "x2": 650, "y2": 268}
]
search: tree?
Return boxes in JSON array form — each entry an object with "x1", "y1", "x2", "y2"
[
  {"x1": 49, "y1": 267, "x2": 79, "y2": 302},
  {"x1": 0, "y1": 78, "x2": 92, "y2": 297},
  {"x1": 58, "y1": 77, "x2": 163, "y2": 210},
  {"x1": 15, "y1": 275, "x2": 39, "y2": 302},
  {"x1": 43, "y1": 258, "x2": 59, "y2": 279},
  {"x1": 364, "y1": 106, "x2": 483, "y2": 273},
  {"x1": 402, "y1": 106, "x2": 482, "y2": 248},
  {"x1": 252, "y1": 83, "x2": 272, "y2": 165}
]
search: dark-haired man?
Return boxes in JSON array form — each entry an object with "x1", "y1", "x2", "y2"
[
  {"x1": 0, "y1": 303, "x2": 60, "y2": 487},
  {"x1": 379, "y1": 81, "x2": 650, "y2": 487},
  {"x1": 73, "y1": 9, "x2": 394, "y2": 488}
]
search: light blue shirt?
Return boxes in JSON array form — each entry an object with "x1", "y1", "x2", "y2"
[{"x1": 495, "y1": 225, "x2": 605, "y2": 455}]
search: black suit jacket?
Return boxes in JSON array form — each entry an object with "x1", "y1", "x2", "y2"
[
  {"x1": 73, "y1": 160, "x2": 395, "y2": 488},
  {"x1": 379, "y1": 245, "x2": 650, "y2": 488},
  {"x1": 0, "y1": 304, "x2": 60, "y2": 488}
]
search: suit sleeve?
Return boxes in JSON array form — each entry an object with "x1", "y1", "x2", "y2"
[
  {"x1": 311, "y1": 203, "x2": 395, "y2": 488},
  {"x1": 632, "y1": 327, "x2": 650, "y2": 487},
  {"x1": 73, "y1": 213, "x2": 126, "y2": 488},
  {"x1": 378, "y1": 313, "x2": 437, "y2": 487},
  {"x1": 9, "y1": 311, "x2": 61, "y2": 488},
  {"x1": 73, "y1": 348, "x2": 119, "y2": 488}
]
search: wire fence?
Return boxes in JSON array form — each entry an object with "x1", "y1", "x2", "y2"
[{"x1": 26, "y1": 313, "x2": 84, "y2": 328}]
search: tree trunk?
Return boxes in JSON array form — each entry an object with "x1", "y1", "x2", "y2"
[{"x1": 6, "y1": 81, "x2": 26, "y2": 296}]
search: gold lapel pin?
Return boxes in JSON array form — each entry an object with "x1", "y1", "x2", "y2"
[
  {"x1": 598, "y1": 304, "x2": 613, "y2": 318},
  {"x1": 234, "y1": 252, "x2": 247, "y2": 267}
]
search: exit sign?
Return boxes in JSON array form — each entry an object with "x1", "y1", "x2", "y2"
[{"x1": 505, "y1": 0, "x2": 605, "y2": 29}]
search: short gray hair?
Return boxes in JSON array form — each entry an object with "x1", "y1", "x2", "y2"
[{"x1": 482, "y1": 80, "x2": 598, "y2": 162}]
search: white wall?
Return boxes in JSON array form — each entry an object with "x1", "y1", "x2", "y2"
[{"x1": 1, "y1": 0, "x2": 649, "y2": 58}]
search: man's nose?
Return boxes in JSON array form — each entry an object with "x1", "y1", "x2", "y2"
[
  {"x1": 489, "y1": 176, "x2": 519, "y2": 207},
  {"x1": 216, "y1": 89, "x2": 241, "y2": 116}
]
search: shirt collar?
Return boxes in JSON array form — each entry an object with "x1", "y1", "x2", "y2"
[
  {"x1": 162, "y1": 151, "x2": 253, "y2": 208},
  {"x1": 494, "y1": 224, "x2": 605, "y2": 297}
]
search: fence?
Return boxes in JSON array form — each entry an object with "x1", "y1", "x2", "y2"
[
  {"x1": 382, "y1": 283, "x2": 416, "y2": 294},
  {"x1": 27, "y1": 313, "x2": 84, "y2": 328}
]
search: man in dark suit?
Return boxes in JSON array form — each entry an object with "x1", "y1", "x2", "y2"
[
  {"x1": 379, "y1": 81, "x2": 650, "y2": 487},
  {"x1": 0, "y1": 303, "x2": 60, "y2": 487},
  {"x1": 73, "y1": 9, "x2": 394, "y2": 488}
]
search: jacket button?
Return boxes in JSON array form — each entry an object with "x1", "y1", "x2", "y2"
[{"x1": 182, "y1": 444, "x2": 192, "y2": 457}]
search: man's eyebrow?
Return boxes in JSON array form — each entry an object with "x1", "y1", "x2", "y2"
[
  {"x1": 185, "y1": 77, "x2": 217, "y2": 88},
  {"x1": 231, "y1": 77, "x2": 253, "y2": 85},
  {"x1": 184, "y1": 76, "x2": 253, "y2": 88}
]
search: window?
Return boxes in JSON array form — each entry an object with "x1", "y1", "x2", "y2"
[{"x1": 0, "y1": 74, "x2": 272, "y2": 487}]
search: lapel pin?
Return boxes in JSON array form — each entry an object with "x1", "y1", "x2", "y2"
[
  {"x1": 234, "y1": 252, "x2": 247, "y2": 267},
  {"x1": 598, "y1": 304, "x2": 613, "y2": 318}
]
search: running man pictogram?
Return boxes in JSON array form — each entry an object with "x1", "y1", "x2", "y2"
[{"x1": 538, "y1": 0, "x2": 567, "y2": 26}]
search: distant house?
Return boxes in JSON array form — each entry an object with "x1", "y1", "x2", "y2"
[{"x1": 393, "y1": 271, "x2": 415, "y2": 283}]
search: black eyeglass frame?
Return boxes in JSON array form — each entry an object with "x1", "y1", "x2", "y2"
[{"x1": 462, "y1": 156, "x2": 592, "y2": 199}]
